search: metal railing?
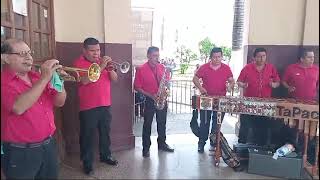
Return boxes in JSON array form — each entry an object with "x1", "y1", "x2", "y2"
[
  {"x1": 167, "y1": 80, "x2": 194, "y2": 114},
  {"x1": 133, "y1": 79, "x2": 194, "y2": 123}
]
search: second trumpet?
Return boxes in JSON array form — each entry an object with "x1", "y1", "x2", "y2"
[{"x1": 106, "y1": 61, "x2": 130, "y2": 73}]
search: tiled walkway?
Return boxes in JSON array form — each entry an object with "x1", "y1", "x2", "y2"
[
  {"x1": 59, "y1": 113, "x2": 278, "y2": 179},
  {"x1": 133, "y1": 112, "x2": 239, "y2": 136},
  {"x1": 60, "y1": 134, "x2": 277, "y2": 179}
]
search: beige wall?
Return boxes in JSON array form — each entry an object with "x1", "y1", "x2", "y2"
[
  {"x1": 248, "y1": 0, "x2": 306, "y2": 45},
  {"x1": 53, "y1": 0, "x2": 105, "y2": 42},
  {"x1": 247, "y1": 0, "x2": 319, "y2": 46},
  {"x1": 53, "y1": 0, "x2": 131, "y2": 44},
  {"x1": 104, "y1": 0, "x2": 132, "y2": 44},
  {"x1": 303, "y1": 0, "x2": 319, "y2": 45}
]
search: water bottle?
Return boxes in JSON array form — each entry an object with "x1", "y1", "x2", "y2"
[{"x1": 272, "y1": 144, "x2": 295, "y2": 160}]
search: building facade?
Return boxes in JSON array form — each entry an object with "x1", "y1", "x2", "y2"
[{"x1": 1, "y1": 0, "x2": 319, "y2": 162}]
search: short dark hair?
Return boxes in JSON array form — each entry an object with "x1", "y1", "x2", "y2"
[
  {"x1": 209, "y1": 47, "x2": 223, "y2": 59},
  {"x1": 147, "y1": 46, "x2": 159, "y2": 55},
  {"x1": 299, "y1": 47, "x2": 314, "y2": 59},
  {"x1": 1, "y1": 39, "x2": 25, "y2": 54},
  {"x1": 253, "y1": 48, "x2": 267, "y2": 57},
  {"x1": 83, "y1": 38, "x2": 100, "y2": 49}
]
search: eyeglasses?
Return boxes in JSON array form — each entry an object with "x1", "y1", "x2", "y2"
[{"x1": 7, "y1": 50, "x2": 34, "y2": 57}]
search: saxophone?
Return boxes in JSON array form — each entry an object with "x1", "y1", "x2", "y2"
[{"x1": 154, "y1": 67, "x2": 170, "y2": 110}]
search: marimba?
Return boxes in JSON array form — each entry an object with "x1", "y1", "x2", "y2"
[{"x1": 192, "y1": 95, "x2": 319, "y2": 178}]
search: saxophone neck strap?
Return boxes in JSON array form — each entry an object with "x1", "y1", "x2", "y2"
[{"x1": 148, "y1": 63, "x2": 160, "y2": 86}]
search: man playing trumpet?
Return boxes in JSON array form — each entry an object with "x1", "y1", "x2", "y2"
[
  {"x1": 73, "y1": 37, "x2": 118, "y2": 175},
  {"x1": 1, "y1": 39, "x2": 67, "y2": 179}
]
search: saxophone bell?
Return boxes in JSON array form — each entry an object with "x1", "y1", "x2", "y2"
[{"x1": 154, "y1": 67, "x2": 170, "y2": 110}]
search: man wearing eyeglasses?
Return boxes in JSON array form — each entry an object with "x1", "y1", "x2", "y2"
[{"x1": 1, "y1": 39, "x2": 67, "y2": 179}]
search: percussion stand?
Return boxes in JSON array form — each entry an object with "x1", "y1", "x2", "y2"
[
  {"x1": 304, "y1": 120, "x2": 319, "y2": 178},
  {"x1": 312, "y1": 121, "x2": 319, "y2": 176},
  {"x1": 303, "y1": 120, "x2": 310, "y2": 168},
  {"x1": 214, "y1": 111, "x2": 222, "y2": 166},
  {"x1": 297, "y1": 119, "x2": 304, "y2": 147}
]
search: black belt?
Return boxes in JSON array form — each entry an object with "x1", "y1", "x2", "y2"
[{"x1": 4, "y1": 136, "x2": 53, "y2": 149}]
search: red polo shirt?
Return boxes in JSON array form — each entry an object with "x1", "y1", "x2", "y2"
[
  {"x1": 237, "y1": 62, "x2": 280, "y2": 98},
  {"x1": 134, "y1": 62, "x2": 168, "y2": 95},
  {"x1": 1, "y1": 69, "x2": 57, "y2": 143},
  {"x1": 282, "y1": 63, "x2": 319, "y2": 101},
  {"x1": 195, "y1": 63, "x2": 233, "y2": 96},
  {"x1": 74, "y1": 56, "x2": 111, "y2": 111}
]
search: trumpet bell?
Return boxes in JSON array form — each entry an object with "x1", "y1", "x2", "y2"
[
  {"x1": 87, "y1": 63, "x2": 101, "y2": 82},
  {"x1": 119, "y1": 61, "x2": 130, "y2": 73}
]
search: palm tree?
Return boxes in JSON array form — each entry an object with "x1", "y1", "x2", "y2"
[{"x1": 232, "y1": 0, "x2": 245, "y2": 51}]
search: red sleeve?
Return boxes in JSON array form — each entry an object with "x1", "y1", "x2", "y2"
[
  {"x1": 47, "y1": 84, "x2": 58, "y2": 96},
  {"x1": 1, "y1": 84, "x2": 20, "y2": 113},
  {"x1": 237, "y1": 66, "x2": 247, "y2": 82},
  {"x1": 271, "y1": 65, "x2": 280, "y2": 82},
  {"x1": 226, "y1": 65, "x2": 233, "y2": 78},
  {"x1": 195, "y1": 65, "x2": 205, "y2": 78},
  {"x1": 282, "y1": 65, "x2": 292, "y2": 82},
  {"x1": 134, "y1": 67, "x2": 143, "y2": 90}
]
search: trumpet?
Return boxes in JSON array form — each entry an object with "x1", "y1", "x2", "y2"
[
  {"x1": 32, "y1": 62, "x2": 101, "y2": 82},
  {"x1": 105, "y1": 61, "x2": 131, "y2": 73}
]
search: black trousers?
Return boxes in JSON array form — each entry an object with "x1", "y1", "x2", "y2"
[
  {"x1": 142, "y1": 97, "x2": 168, "y2": 150},
  {"x1": 79, "y1": 106, "x2": 112, "y2": 167},
  {"x1": 1, "y1": 137, "x2": 58, "y2": 179},
  {"x1": 135, "y1": 92, "x2": 145, "y2": 117},
  {"x1": 238, "y1": 114, "x2": 282, "y2": 146},
  {"x1": 199, "y1": 110, "x2": 225, "y2": 146}
]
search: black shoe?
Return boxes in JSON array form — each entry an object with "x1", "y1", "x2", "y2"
[
  {"x1": 100, "y1": 156, "x2": 118, "y2": 166},
  {"x1": 158, "y1": 144, "x2": 174, "y2": 152},
  {"x1": 142, "y1": 149, "x2": 150, "y2": 157},
  {"x1": 198, "y1": 145, "x2": 204, "y2": 153},
  {"x1": 83, "y1": 165, "x2": 94, "y2": 175}
]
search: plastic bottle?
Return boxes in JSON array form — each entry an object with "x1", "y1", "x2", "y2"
[{"x1": 272, "y1": 144, "x2": 295, "y2": 160}]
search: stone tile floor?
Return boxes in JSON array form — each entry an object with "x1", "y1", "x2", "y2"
[
  {"x1": 133, "y1": 112, "x2": 238, "y2": 136},
  {"x1": 59, "y1": 113, "x2": 279, "y2": 179},
  {"x1": 60, "y1": 134, "x2": 277, "y2": 179}
]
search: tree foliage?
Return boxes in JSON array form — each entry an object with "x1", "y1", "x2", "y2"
[
  {"x1": 221, "y1": 46, "x2": 232, "y2": 61},
  {"x1": 198, "y1": 37, "x2": 232, "y2": 62},
  {"x1": 175, "y1": 45, "x2": 198, "y2": 74},
  {"x1": 198, "y1": 37, "x2": 215, "y2": 62}
]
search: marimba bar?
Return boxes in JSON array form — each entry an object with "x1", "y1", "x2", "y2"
[{"x1": 192, "y1": 95, "x2": 319, "y2": 178}]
